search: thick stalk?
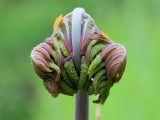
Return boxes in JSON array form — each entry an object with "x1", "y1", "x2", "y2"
[
  {"x1": 72, "y1": 8, "x2": 85, "y2": 72},
  {"x1": 72, "y1": 8, "x2": 89, "y2": 120},
  {"x1": 75, "y1": 91, "x2": 89, "y2": 120}
]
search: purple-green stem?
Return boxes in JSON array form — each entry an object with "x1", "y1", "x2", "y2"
[
  {"x1": 75, "y1": 91, "x2": 89, "y2": 120},
  {"x1": 72, "y1": 8, "x2": 89, "y2": 120}
]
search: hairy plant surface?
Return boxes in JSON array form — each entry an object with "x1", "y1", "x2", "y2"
[{"x1": 30, "y1": 8, "x2": 126, "y2": 104}]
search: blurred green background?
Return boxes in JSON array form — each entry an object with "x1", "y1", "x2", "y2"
[{"x1": 0, "y1": 0, "x2": 160, "y2": 120}]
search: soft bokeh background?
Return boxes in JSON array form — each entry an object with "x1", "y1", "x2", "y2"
[{"x1": 0, "y1": 0, "x2": 160, "y2": 120}]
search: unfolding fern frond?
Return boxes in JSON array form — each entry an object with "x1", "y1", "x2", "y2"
[{"x1": 30, "y1": 8, "x2": 127, "y2": 104}]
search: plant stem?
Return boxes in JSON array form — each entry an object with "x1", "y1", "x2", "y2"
[
  {"x1": 75, "y1": 91, "x2": 89, "y2": 120},
  {"x1": 72, "y1": 8, "x2": 89, "y2": 120}
]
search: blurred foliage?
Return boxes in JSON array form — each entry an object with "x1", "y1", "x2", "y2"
[{"x1": 0, "y1": 0, "x2": 160, "y2": 120}]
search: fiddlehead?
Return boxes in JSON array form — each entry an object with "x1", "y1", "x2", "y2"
[{"x1": 30, "y1": 8, "x2": 127, "y2": 104}]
